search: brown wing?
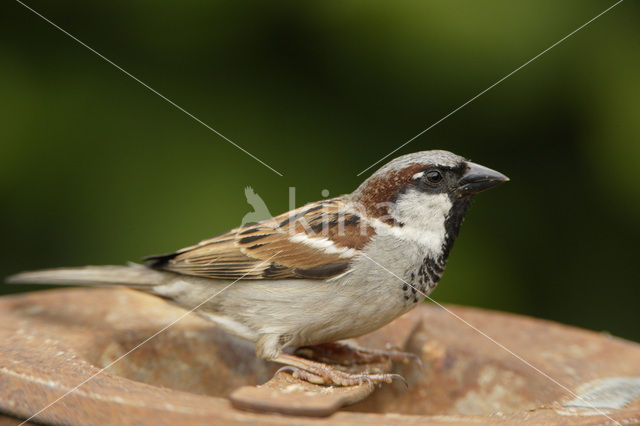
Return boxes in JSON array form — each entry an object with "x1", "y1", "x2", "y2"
[{"x1": 144, "y1": 198, "x2": 375, "y2": 280}]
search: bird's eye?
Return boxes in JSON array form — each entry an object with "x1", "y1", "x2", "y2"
[{"x1": 425, "y1": 170, "x2": 443, "y2": 184}]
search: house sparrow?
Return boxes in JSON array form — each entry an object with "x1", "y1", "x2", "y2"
[{"x1": 8, "y1": 150, "x2": 508, "y2": 386}]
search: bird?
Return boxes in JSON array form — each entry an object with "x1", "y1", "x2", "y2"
[{"x1": 8, "y1": 150, "x2": 508, "y2": 386}]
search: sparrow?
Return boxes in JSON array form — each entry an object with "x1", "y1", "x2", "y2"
[{"x1": 8, "y1": 150, "x2": 508, "y2": 386}]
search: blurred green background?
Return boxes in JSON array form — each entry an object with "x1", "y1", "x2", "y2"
[{"x1": 1, "y1": 1, "x2": 638, "y2": 341}]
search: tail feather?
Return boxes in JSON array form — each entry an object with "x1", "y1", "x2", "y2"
[{"x1": 6, "y1": 265, "x2": 169, "y2": 290}]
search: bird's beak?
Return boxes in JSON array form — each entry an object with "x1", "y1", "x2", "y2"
[{"x1": 457, "y1": 161, "x2": 509, "y2": 196}]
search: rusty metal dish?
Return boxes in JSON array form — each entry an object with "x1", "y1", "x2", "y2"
[{"x1": 0, "y1": 288, "x2": 639, "y2": 424}]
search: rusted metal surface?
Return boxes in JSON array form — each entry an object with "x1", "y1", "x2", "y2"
[{"x1": 0, "y1": 288, "x2": 639, "y2": 425}]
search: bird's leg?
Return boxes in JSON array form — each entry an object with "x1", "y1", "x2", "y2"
[
  {"x1": 295, "y1": 341, "x2": 422, "y2": 368},
  {"x1": 273, "y1": 353, "x2": 406, "y2": 387}
]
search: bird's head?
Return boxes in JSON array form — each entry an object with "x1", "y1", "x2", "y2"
[{"x1": 350, "y1": 150, "x2": 508, "y2": 247}]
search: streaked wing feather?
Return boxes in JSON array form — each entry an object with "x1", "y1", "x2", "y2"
[{"x1": 147, "y1": 198, "x2": 374, "y2": 280}]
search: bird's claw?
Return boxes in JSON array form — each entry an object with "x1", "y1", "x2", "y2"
[
  {"x1": 275, "y1": 364, "x2": 408, "y2": 388},
  {"x1": 388, "y1": 373, "x2": 408, "y2": 389},
  {"x1": 403, "y1": 352, "x2": 424, "y2": 370},
  {"x1": 274, "y1": 365, "x2": 300, "y2": 378}
]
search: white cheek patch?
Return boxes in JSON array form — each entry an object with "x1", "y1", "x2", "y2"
[{"x1": 385, "y1": 190, "x2": 452, "y2": 254}]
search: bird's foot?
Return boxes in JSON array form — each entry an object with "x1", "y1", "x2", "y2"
[
  {"x1": 295, "y1": 341, "x2": 422, "y2": 369},
  {"x1": 273, "y1": 353, "x2": 407, "y2": 387}
]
